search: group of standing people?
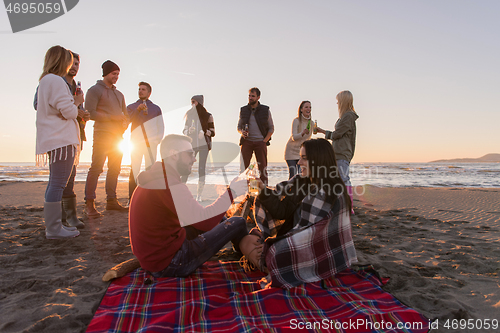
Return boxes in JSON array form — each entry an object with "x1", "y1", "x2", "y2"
[
  {"x1": 83, "y1": 62, "x2": 165, "y2": 219},
  {"x1": 235, "y1": 88, "x2": 358, "y2": 214},
  {"x1": 34, "y1": 45, "x2": 165, "y2": 238}
]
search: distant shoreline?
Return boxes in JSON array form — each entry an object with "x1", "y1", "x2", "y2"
[
  {"x1": 429, "y1": 160, "x2": 500, "y2": 163},
  {"x1": 430, "y1": 153, "x2": 500, "y2": 163}
]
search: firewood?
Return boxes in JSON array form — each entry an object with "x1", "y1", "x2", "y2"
[{"x1": 102, "y1": 258, "x2": 141, "y2": 282}]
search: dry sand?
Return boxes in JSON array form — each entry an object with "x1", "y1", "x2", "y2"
[
  {"x1": 354, "y1": 186, "x2": 500, "y2": 332},
  {"x1": 0, "y1": 182, "x2": 499, "y2": 332}
]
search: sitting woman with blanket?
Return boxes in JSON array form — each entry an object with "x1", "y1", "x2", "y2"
[{"x1": 239, "y1": 138, "x2": 358, "y2": 289}]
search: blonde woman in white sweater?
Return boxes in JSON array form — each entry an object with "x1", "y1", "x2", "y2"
[
  {"x1": 284, "y1": 101, "x2": 313, "y2": 179},
  {"x1": 36, "y1": 45, "x2": 83, "y2": 239}
]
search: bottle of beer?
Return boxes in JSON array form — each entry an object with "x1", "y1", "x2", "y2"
[
  {"x1": 246, "y1": 162, "x2": 260, "y2": 195},
  {"x1": 75, "y1": 81, "x2": 85, "y2": 122},
  {"x1": 306, "y1": 119, "x2": 311, "y2": 131},
  {"x1": 313, "y1": 120, "x2": 318, "y2": 134},
  {"x1": 76, "y1": 81, "x2": 82, "y2": 95}
]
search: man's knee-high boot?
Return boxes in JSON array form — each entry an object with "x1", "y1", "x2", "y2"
[
  {"x1": 62, "y1": 197, "x2": 85, "y2": 229},
  {"x1": 61, "y1": 201, "x2": 66, "y2": 222},
  {"x1": 346, "y1": 186, "x2": 355, "y2": 215},
  {"x1": 44, "y1": 201, "x2": 80, "y2": 239}
]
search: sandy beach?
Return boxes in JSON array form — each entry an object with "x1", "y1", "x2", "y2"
[{"x1": 0, "y1": 181, "x2": 499, "y2": 332}]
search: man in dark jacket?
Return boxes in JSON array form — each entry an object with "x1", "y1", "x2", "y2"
[{"x1": 237, "y1": 87, "x2": 274, "y2": 185}]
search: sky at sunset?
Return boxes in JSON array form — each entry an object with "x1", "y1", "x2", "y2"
[{"x1": 0, "y1": 0, "x2": 499, "y2": 164}]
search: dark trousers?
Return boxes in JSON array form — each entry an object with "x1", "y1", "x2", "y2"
[
  {"x1": 180, "y1": 147, "x2": 209, "y2": 184},
  {"x1": 152, "y1": 216, "x2": 248, "y2": 278},
  {"x1": 85, "y1": 131, "x2": 123, "y2": 201},
  {"x1": 240, "y1": 139, "x2": 268, "y2": 185}
]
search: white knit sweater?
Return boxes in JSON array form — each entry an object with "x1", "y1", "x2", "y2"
[
  {"x1": 284, "y1": 116, "x2": 312, "y2": 160},
  {"x1": 35, "y1": 74, "x2": 80, "y2": 156}
]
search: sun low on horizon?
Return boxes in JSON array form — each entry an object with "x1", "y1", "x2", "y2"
[{"x1": 118, "y1": 129, "x2": 133, "y2": 166}]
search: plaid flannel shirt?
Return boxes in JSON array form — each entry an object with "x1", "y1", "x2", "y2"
[{"x1": 254, "y1": 184, "x2": 357, "y2": 289}]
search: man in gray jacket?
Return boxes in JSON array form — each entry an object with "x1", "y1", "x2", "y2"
[{"x1": 84, "y1": 60, "x2": 129, "y2": 217}]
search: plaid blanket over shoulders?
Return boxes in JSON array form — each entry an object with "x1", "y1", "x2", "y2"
[{"x1": 254, "y1": 188, "x2": 358, "y2": 289}]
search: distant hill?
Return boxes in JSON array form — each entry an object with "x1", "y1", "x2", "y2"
[{"x1": 430, "y1": 153, "x2": 500, "y2": 163}]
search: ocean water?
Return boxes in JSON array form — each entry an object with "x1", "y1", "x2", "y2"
[{"x1": 0, "y1": 162, "x2": 499, "y2": 188}]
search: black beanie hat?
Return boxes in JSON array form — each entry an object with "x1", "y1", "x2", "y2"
[{"x1": 102, "y1": 60, "x2": 120, "y2": 77}]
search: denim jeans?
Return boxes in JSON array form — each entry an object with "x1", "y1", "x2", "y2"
[
  {"x1": 152, "y1": 216, "x2": 248, "y2": 278},
  {"x1": 85, "y1": 131, "x2": 123, "y2": 201},
  {"x1": 45, "y1": 148, "x2": 76, "y2": 202},
  {"x1": 337, "y1": 159, "x2": 351, "y2": 186},
  {"x1": 180, "y1": 146, "x2": 209, "y2": 184},
  {"x1": 286, "y1": 159, "x2": 301, "y2": 180}
]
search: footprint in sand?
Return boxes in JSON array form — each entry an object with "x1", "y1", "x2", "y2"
[{"x1": 437, "y1": 209, "x2": 464, "y2": 214}]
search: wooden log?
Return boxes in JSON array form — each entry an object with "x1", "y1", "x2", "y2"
[{"x1": 102, "y1": 258, "x2": 142, "y2": 282}]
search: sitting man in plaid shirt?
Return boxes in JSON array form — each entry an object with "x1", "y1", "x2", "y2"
[{"x1": 241, "y1": 138, "x2": 358, "y2": 289}]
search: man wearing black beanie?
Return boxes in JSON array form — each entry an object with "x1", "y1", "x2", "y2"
[{"x1": 84, "y1": 60, "x2": 129, "y2": 217}]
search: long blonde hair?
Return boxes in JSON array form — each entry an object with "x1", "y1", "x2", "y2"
[
  {"x1": 39, "y1": 45, "x2": 73, "y2": 81},
  {"x1": 336, "y1": 90, "x2": 356, "y2": 118}
]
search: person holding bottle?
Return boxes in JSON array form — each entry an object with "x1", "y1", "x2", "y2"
[
  {"x1": 36, "y1": 45, "x2": 83, "y2": 239},
  {"x1": 127, "y1": 82, "x2": 164, "y2": 200},
  {"x1": 34, "y1": 51, "x2": 89, "y2": 229},
  {"x1": 182, "y1": 95, "x2": 215, "y2": 201},
  {"x1": 283, "y1": 101, "x2": 313, "y2": 179},
  {"x1": 316, "y1": 91, "x2": 359, "y2": 214},
  {"x1": 237, "y1": 87, "x2": 274, "y2": 185}
]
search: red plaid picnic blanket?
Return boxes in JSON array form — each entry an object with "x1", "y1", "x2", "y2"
[{"x1": 87, "y1": 262, "x2": 429, "y2": 333}]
